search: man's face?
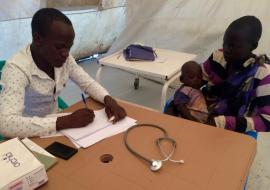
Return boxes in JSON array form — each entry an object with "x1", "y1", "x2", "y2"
[
  {"x1": 35, "y1": 20, "x2": 75, "y2": 68},
  {"x1": 223, "y1": 27, "x2": 254, "y2": 67}
]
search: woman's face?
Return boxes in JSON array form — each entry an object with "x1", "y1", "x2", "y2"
[{"x1": 223, "y1": 27, "x2": 254, "y2": 69}]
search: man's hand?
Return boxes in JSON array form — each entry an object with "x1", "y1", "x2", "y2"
[
  {"x1": 104, "y1": 95, "x2": 126, "y2": 123},
  {"x1": 56, "y1": 108, "x2": 95, "y2": 130}
]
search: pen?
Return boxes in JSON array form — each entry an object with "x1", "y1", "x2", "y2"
[{"x1": 81, "y1": 93, "x2": 88, "y2": 109}]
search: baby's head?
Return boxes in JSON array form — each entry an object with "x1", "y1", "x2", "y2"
[
  {"x1": 180, "y1": 61, "x2": 203, "y2": 89},
  {"x1": 223, "y1": 16, "x2": 262, "y2": 67}
]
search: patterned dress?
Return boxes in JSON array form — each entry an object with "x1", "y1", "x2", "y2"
[{"x1": 173, "y1": 85, "x2": 208, "y2": 123}]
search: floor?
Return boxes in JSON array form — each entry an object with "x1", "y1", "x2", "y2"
[{"x1": 60, "y1": 59, "x2": 176, "y2": 111}]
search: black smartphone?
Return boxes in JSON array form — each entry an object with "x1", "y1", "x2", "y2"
[{"x1": 45, "y1": 141, "x2": 78, "y2": 160}]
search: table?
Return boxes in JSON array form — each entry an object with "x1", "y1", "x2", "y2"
[
  {"x1": 33, "y1": 98, "x2": 256, "y2": 190},
  {"x1": 96, "y1": 49, "x2": 196, "y2": 112}
]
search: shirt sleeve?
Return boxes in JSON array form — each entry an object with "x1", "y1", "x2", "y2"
[
  {"x1": 214, "y1": 65, "x2": 270, "y2": 132},
  {"x1": 0, "y1": 63, "x2": 57, "y2": 138},
  {"x1": 67, "y1": 56, "x2": 109, "y2": 103},
  {"x1": 173, "y1": 87, "x2": 190, "y2": 105}
]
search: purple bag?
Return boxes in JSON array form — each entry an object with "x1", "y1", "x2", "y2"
[{"x1": 123, "y1": 44, "x2": 157, "y2": 61}]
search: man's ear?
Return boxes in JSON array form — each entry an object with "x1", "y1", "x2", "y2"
[{"x1": 33, "y1": 33, "x2": 42, "y2": 46}]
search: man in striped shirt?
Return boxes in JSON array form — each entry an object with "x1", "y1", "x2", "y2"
[{"x1": 202, "y1": 15, "x2": 270, "y2": 132}]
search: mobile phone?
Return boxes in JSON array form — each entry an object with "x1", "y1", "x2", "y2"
[{"x1": 45, "y1": 141, "x2": 78, "y2": 160}]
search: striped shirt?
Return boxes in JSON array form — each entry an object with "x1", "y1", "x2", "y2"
[{"x1": 202, "y1": 49, "x2": 270, "y2": 132}]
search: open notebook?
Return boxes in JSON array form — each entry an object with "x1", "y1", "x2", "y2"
[
  {"x1": 22, "y1": 138, "x2": 58, "y2": 170},
  {"x1": 61, "y1": 109, "x2": 137, "y2": 148}
]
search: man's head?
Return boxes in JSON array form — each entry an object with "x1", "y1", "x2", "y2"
[
  {"x1": 31, "y1": 8, "x2": 75, "y2": 68},
  {"x1": 180, "y1": 61, "x2": 203, "y2": 89},
  {"x1": 223, "y1": 16, "x2": 262, "y2": 67}
]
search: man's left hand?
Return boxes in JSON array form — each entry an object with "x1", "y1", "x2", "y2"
[{"x1": 104, "y1": 95, "x2": 127, "y2": 123}]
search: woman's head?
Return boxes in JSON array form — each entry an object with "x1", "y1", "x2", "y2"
[
  {"x1": 180, "y1": 61, "x2": 203, "y2": 89},
  {"x1": 223, "y1": 16, "x2": 262, "y2": 68}
]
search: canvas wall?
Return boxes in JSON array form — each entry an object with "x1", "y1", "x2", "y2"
[{"x1": 109, "y1": 0, "x2": 270, "y2": 63}]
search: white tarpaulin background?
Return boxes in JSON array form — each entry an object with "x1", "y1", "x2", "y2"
[
  {"x1": 109, "y1": 0, "x2": 270, "y2": 63},
  {"x1": 0, "y1": 0, "x2": 126, "y2": 59},
  {"x1": 0, "y1": 0, "x2": 101, "y2": 21}
]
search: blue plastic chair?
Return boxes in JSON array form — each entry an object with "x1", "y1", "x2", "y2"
[
  {"x1": 0, "y1": 61, "x2": 5, "y2": 140},
  {"x1": 57, "y1": 96, "x2": 69, "y2": 110},
  {"x1": 0, "y1": 60, "x2": 5, "y2": 92},
  {"x1": 163, "y1": 97, "x2": 173, "y2": 113}
]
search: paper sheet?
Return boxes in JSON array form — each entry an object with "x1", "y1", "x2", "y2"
[
  {"x1": 60, "y1": 109, "x2": 137, "y2": 148},
  {"x1": 74, "y1": 116, "x2": 136, "y2": 148},
  {"x1": 61, "y1": 109, "x2": 112, "y2": 141}
]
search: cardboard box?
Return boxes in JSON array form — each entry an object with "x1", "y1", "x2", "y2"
[{"x1": 0, "y1": 138, "x2": 48, "y2": 190}]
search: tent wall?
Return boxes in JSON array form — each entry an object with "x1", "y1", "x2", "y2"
[
  {"x1": 1, "y1": 0, "x2": 270, "y2": 63},
  {"x1": 109, "y1": 0, "x2": 270, "y2": 62},
  {"x1": 46, "y1": 0, "x2": 100, "y2": 11},
  {"x1": 0, "y1": 0, "x2": 102, "y2": 21},
  {"x1": 0, "y1": 0, "x2": 126, "y2": 60}
]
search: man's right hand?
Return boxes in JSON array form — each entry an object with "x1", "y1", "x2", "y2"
[{"x1": 56, "y1": 108, "x2": 95, "y2": 130}]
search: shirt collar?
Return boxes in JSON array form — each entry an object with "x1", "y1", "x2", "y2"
[
  {"x1": 25, "y1": 45, "x2": 53, "y2": 80},
  {"x1": 26, "y1": 44, "x2": 68, "y2": 82}
]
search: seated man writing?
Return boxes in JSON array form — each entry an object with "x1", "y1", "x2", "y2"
[{"x1": 0, "y1": 8, "x2": 126, "y2": 138}]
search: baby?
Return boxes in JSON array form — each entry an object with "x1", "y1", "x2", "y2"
[{"x1": 165, "y1": 61, "x2": 208, "y2": 123}]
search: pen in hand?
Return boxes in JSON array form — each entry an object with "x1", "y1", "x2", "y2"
[{"x1": 81, "y1": 93, "x2": 89, "y2": 109}]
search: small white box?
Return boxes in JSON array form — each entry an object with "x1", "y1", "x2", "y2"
[{"x1": 0, "y1": 138, "x2": 48, "y2": 190}]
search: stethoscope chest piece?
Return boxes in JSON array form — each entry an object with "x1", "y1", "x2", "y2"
[{"x1": 150, "y1": 160, "x2": 162, "y2": 171}]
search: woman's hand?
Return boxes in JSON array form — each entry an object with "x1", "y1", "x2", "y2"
[{"x1": 104, "y1": 95, "x2": 127, "y2": 123}]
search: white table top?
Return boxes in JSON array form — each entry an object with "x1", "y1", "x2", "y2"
[{"x1": 99, "y1": 48, "x2": 196, "y2": 80}]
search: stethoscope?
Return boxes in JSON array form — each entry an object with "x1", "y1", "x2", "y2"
[{"x1": 124, "y1": 124, "x2": 184, "y2": 172}]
